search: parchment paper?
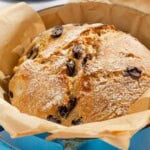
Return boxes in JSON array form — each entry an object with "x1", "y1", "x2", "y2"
[
  {"x1": 0, "y1": 2, "x2": 149, "y2": 150},
  {"x1": 69, "y1": 0, "x2": 150, "y2": 14},
  {"x1": 111, "y1": 0, "x2": 150, "y2": 14},
  {"x1": 0, "y1": 2, "x2": 45, "y2": 75}
]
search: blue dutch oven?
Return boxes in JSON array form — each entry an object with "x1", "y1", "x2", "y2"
[
  {"x1": 0, "y1": 126, "x2": 149, "y2": 150},
  {"x1": 0, "y1": 2, "x2": 150, "y2": 150}
]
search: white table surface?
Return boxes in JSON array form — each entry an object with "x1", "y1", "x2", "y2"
[{"x1": 0, "y1": 0, "x2": 67, "y2": 11}]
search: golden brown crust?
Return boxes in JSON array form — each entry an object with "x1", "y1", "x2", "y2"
[{"x1": 9, "y1": 24, "x2": 150, "y2": 126}]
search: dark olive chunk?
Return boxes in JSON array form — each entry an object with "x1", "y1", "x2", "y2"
[
  {"x1": 58, "y1": 106, "x2": 68, "y2": 118},
  {"x1": 72, "y1": 45, "x2": 83, "y2": 59},
  {"x1": 27, "y1": 46, "x2": 39, "y2": 59},
  {"x1": 82, "y1": 54, "x2": 92, "y2": 67},
  {"x1": 66, "y1": 59, "x2": 76, "y2": 76},
  {"x1": 9, "y1": 91, "x2": 13, "y2": 98},
  {"x1": 72, "y1": 117, "x2": 82, "y2": 125},
  {"x1": 124, "y1": 66, "x2": 142, "y2": 79},
  {"x1": 58, "y1": 97, "x2": 77, "y2": 118},
  {"x1": 46, "y1": 115, "x2": 61, "y2": 124},
  {"x1": 68, "y1": 97, "x2": 77, "y2": 111},
  {"x1": 51, "y1": 25, "x2": 63, "y2": 38}
]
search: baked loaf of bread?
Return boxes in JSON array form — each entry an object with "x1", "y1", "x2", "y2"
[{"x1": 9, "y1": 24, "x2": 150, "y2": 126}]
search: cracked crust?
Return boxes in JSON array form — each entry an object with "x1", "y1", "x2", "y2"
[{"x1": 9, "y1": 24, "x2": 150, "y2": 126}]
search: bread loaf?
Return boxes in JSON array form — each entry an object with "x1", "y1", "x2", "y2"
[{"x1": 9, "y1": 24, "x2": 150, "y2": 126}]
